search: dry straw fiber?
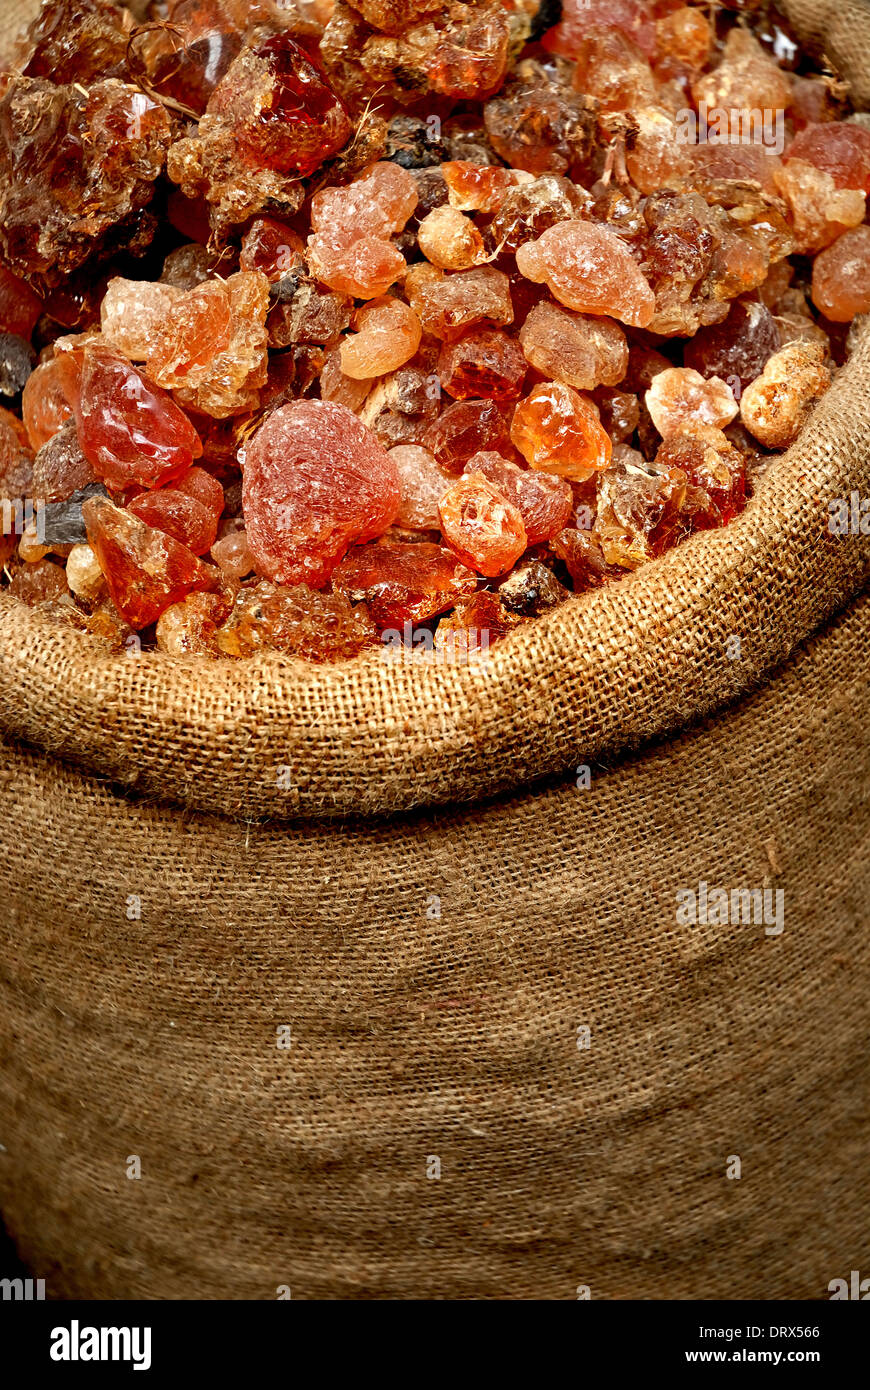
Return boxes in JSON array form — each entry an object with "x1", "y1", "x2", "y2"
[{"x1": 0, "y1": 0, "x2": 868, "y2": 1300}]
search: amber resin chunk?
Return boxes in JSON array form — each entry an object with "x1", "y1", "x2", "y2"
[
  {"x1": 683, "y1": 300, "x2": 782, "y2": 390},
  {"x1": 0, "y1": 78, "x2": 171, "y2": 284},
  {"x1": 543, "y1": 0, "x2": 656, "y2": 61},
  {"x1": 550, "y1": 527, "x2": 626, "y2": 590},
  {"x1": 438, "y1": 471, "x2": 527, "y2": 577},
  {"x1": 0, "y1": 408, "x2": 34, "y2": 529},
  {"x1": 511, "y1": 383, "x2": 612, "y2": 480},
  {"x1": 144, "y1": 272, "x2": 271, "y2": 418},
  {"x1": 30, "y1": 420, "x2": 95, "y2": 503},
  {"x1": 773, "y1": 159, "x2": 865, "y2": 254},
  {"x1": 464, "y1": 451, "x2": 573, "y2": 545},
  {"x1": 499, "y1": 557, "x2": 570, "y2": 614},
  {"x1": 423, "y1": 398, "x2": 512, "y2": 474},
  {"x1": 167, "y1": 33, "x2": 352, "y2": 234},
  {"x1": 129, "y1": 467, "x2": 224, "y2": 556},
  {"x1": 593, "y1": 452, "x2": 700, "y2": 569},
  {"x1": 786, "y1": 122, "x2": 870, "y2": 194},
  {"x1": 211, "y1": 527, "x2": 255, "y2": 581},
  {"x1": 83, "y1": 494, "x2": 218, "y2": 629},
  {"x1": 333, "y1": 540, "x2": 478, "y2": 629},
  {"x1": 811, "y1": 226, "x2": 870, "y2": 322},
  {"x1": 390, "y1": 445, "x2": 452, "y2": 529},
  {"x1": 58, "y1": 342, "x2": 203, "y2": 493},
  {"x1": 484, "y1": 64, "x2": 594, "y2": 177},
  {"x1": 21, "y1": 359, "x2": 73, "y2": 451},
  {"x1": 308, "y1": 162, "x2": 417, "y2": 299},
  {"x1": 435, "y1": 589, "x2": 514, "y2": 659},
  {"x1": 442, "y1": 161, "x2": 528, "y2": 214},
  {"x1": 690, "y1": 29, "x2": 792, "y2": 117},
  {"x1": 340, "y1": 298, "x2": 422, "y2": 379},
  {"x1": 0, "y1": 264, "x2": 43, "y2": 340},
  {"x1": 100, "y1": 278, "x2": 184, "y2": 361},
  {"x1": 739, "y1": 341, "x2": 831, "y2": 449},
  {"x1": 417, "y1": 207, "x2": 486, "y2": 270},
  {"x1": 645, "y1": 368, "x2": 739, "y2": 438},
  {"x1": 516, "y1": 221, "x2": 656, "y2": 327},
  {"x1": 242, "y1": 400, "x2": 400, "y2": 587},
  {"x1": 406, "y1": 264, "x2": 514, "y2": 341},
  {"x1": 239, "y1": 219, "x2": 306, "y2": 282},
  {"x1": 437, "y1": 329, "x2": 527, "y2": 401},
  {"x1": 8, "y1": 556, "x2": 69, "y2": 605},
  {"x1": 519, "y1": 302, "x2": 628, "y2": 391},
  {"x1": 654, "y1": 424, "x2": 747, "y2": 527},
  {"x1": 214, "y1": 581, "x2": 378, "y2": 661},
  {"x1": 156, "y1": 591, "x2": 234, "y2": 657}
]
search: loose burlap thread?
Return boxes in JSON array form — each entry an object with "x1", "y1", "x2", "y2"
[{"x1": 0, "y1": 0, "x2": 868, "y2": 1301}]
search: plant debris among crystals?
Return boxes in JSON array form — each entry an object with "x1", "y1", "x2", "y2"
[{"x1": 1, "y1": 0, "x2": 868, "y2": 662}]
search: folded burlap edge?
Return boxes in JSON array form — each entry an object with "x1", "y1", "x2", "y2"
[
  {"x1": 0, "y1": 0, "x2": 869, "y2": 820},
  {"x1": 2, "y1": 316, "x2": 869, "y2": 819}
]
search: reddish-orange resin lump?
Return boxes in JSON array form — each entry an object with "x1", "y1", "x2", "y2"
[
  {"x1": 0, "y1": 405, "x2": 33, "y2": 499},
  {"x1": 308, "y1": 162, "x2": 417, "y2": 299},
  {"x1": 389, "y1": 445, "x2": 452, "y2": 530},
  {"x1": 427, "y1": 6, "x2": 510, "y2": 99},
  {"x1": 311, "y1": 162, "x2": 419, "y2": 242},
  {"x1": 308, "y1": 236, "x2": 407, "y2": 299},
  {"x1": 83, "y1": 494, "x2": 217, "y2": 629},
  {"x1": 442, "y1": 161, "x2": 526, "y2": 214},
  {"x1": 438, "y1": 471, "x2": 527, "y2": 577},
  {"x1": 239, "y1": 218, "x2": 306, "y2": 282},
  {"x1": 423, "y1": 398, "x2": 512, "y2": 474},
  {"x1": 214, "y1": 581, "x2": 377, "y2": 661},
  {"x1": 21, "y1": 358, "x2": 73, "y2": 451},
  {"x1": 340, "y1": 297, "x2": 422, "y2": 379},
  {"x1": 511, "y1": 382, "x2": 612, "y2": 480},
  {"x1": 437, "y1": 329, "x2": 527, "y2": 401},
  {"x1": 811, "y1": 226, "x2": 870, "y2": 321},
  {"x1": 654, "y1": 425, "x2": 747, "y2": 527},
  {"x1": 144, "y1": 271, "x2": 271, "y2": 418},
  {"x1": 542, "y1": 0, "x2": 656, "y2": 60},
  {"x1": 0, "y1": 77, "x2": 171, "y2": 285},
  {"x1": 786, "y1": 122, "x2": 870, "y2": 194},
  {"x1": 435, "y1": 589, "x2": 514, "y2": 658},
  {"x1": 515, "y1": 221, "x2": 656, "y2": 328},
  {"x1": 0, "y1": 263, "x2": 43, "y2": 339},
  {"x1": 571, "y1": 27, "x2": 657, "y2": 112},
  {"x1": 242, "y1": 400, "x2": 401, "y2": 588},
  {"x1": 464, "y1": 451, "x2": 573, "y2": 545},
  {"x1": 655, "y1": 6, "x2": 712, "y2": 69},
  {"x1": 129, "y1": 467, "x2": 224, "y2": 556},
  {"x1": 333, "y1": 540, "x2": 478, "y2": 630},
  {"x1": 57, "y1": 342, "x2": 203, "y2": 492},
  {"x1": 169, "y1": 31, "x2": 352, "y2": 197}
]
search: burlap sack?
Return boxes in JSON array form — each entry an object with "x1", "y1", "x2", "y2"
[{"x1": 0, "y1": 0, "x2": 868, "y2": 1300}]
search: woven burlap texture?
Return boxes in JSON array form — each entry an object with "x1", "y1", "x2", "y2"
[
  {"x1": 0, "y1": 590, "x2": 868, "y2": 1300},
  {"x1": 0, "y1": 0, "x2": 868, "y2": 1302}
]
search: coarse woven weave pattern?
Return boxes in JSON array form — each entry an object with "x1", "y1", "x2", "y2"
[
  {"x1": 0, "y1": 590, "x2": 867, "y2": 1300},
  {"x1": 0, "y1": 0, "x2": 869, "y2": 1305}
]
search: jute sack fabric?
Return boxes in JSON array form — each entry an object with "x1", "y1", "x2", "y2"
[
  {"x1": 0, "y1": 593, "x2": 868, "y2": 1300},
  {"x1": 0, "y1": 0, "x2": 868, "y2": 1300}
]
